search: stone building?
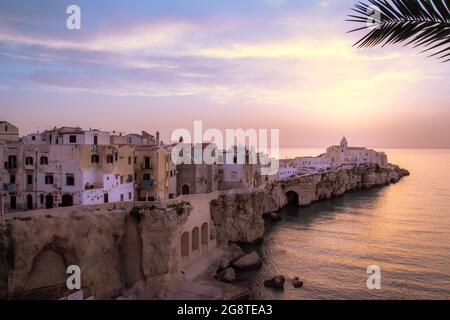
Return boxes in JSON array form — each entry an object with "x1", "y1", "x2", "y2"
[
  {"x1": 176, "y1": 143, "x2": 219, "y2": 195},
  {"x1": 217, "y1": 146, "x2": 262, "y2": 190},
  {"x1": 1, "y1": 143, "x2": 134, "y2": 212},
  {"x1": 23, "y1": 127, "x2": 110, "y2": 145},
  {"x1": 134, "y1": 145, "x2": 176, "y2": 201},
  {"x1": 0, "y1": 121, "x2": 19, "y2": 142}
]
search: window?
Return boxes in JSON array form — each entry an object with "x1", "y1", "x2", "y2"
[
  {"x1": 40, "y1": 194, "x2": 44, "y2": 204},
  {"x1": 128, "y1": 157, "x2": 132, "y2": 165},
  {"x1": 128, "y1": 192, "x2": 132, "y2": 200},
  {"x1": 69, "y1": 135, "x2": 77, "y2": 143},
  {"x1": 27, "y1": 175, "x2": 33, "y2": 185},
  {"x1": 144, "y1": 157, "x2": 151, "y2": 169},
  {"x1": 5, "y1": 125, "x2": 8, "y2": 132},
  {"x1": 93, "y1": 136, "x2": 98, "y2": 145},
  {"x1": 127, "y1": 175, "x2": 133, "y2": 183},
  {"x1": 120, "y1": 176, "x2": 124, "y2": 184},
  {"x1": 115, "y1": 153, "x2": 118, "y2": 161},
  {"x1": 120, "y1": 194, "x2": 124, "y2": 202},
  {"x1": 45, "y1": 175, "x2": 54, "y2": 185},
  {"x1": 40, "y1": 156, "x2": 48, "y2": 165},
  {"x1": 143, "y1": 173, "x2": 151, "y2": 181},
  {"x1": 25, "y1": 157, "x2": 33, "y2": 166},
  {"x1": 134, "y1": 157, "x2": 137, "y2": 164},
  {"x1": 7, "y1": 155, "x2": 17, "y2": 169},
  {"x1": 32, "y1": 136, "x2": 36, "y2": 141},
  {"x1": 66, "y1": 174, "x2": 75, "y2": 186},
  {"x1": 10, "y1": 175, "x2": 16, "y2": 184},
  {"x1": 106, "y1": 155, "x2": 114, "y2": 163},
  {"x1": 91, "y1": 154, "x2": 100, "y2": 163}
]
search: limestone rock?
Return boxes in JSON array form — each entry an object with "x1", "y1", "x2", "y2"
[
  {"x1": 233, "y1": 251, "x2": 263, "y2": 270},
  {"x1": 264, "y1": 275, "x2": 285, "y2": 290},
  {"x1": 217, "y1": 268, "x2": 236, "y2": 283},
  {"x1": 292, "y1": 277, "x2": 303, "y2": 288}
]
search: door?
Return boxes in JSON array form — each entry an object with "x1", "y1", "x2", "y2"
[
  {"x1": 10, "y1": 196, "x2": 16, "y2": 210},
  {"x1": 45, "y1": 195, "x2": 54, "y2": 209},
  {"x1": 94, "y1": 135, "x2": 98, "y2": 145},
  {"x1": 61, "y1": 194, "x2": 73, "y2": 207},
  {"x1": 27, "y1": 194, "x2": 33, "y2": 210},
  {"x1": 104, "y1": 193, "x2": 109, "y2": 203}
]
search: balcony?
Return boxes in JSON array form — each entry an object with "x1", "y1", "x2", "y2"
[
  {"x1": 4, "y1": 162, "x2": 17, "y2": 170},
  {"x1": 141, "y1": 163, "x2": 153, "y2": 170},
  {"x1": 2, "y1": 183, "x2": 16, "y2": 191},
  {"x1": 141, "y1": 179, "x2": 154, "y2": 189}
]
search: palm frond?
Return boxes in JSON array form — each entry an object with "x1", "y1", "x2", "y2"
[{"x1": 347, "y1": 0, "x2": 450, "y2": 62}]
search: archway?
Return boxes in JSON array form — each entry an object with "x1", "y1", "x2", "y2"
[
  {"x1": 61, "y1": 194, "x2": 73, "y2": 207},
  {"x1": 201, "y1": 223, "x2": 208, "y2": 253},
  {"x1": 181, "y1": 232, "x2": 190, "y2": 266},
  {"x1": 27, "y1": 194, "x2": 33, "y2": 210},
  {"x1": 192, "y1": 227, "x2": 199, "y2": 252},
  {"x1": 45, "y1": 195, "x2": 54, "y2": 209},
  {"x1": 181, "y1": 184, "x2": 191, "y2": 195},
  {"x1": 285, "y1": 190, "x2": 299, "y2": 206}
]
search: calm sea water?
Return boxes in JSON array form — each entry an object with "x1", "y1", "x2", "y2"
[{"x1": 243, "y1": 149, "x2": 450, "y2": 300}]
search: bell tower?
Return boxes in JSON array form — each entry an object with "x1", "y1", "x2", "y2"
[{"x1": 340, "y1": 136, "x2": 348, "y2": 150}]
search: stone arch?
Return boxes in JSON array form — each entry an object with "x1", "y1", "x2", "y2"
[
  {"x1": 181, "y1": 184, "x2": 191, "y2": 195},
  {"x1": 192, "y1": 227, "x2": 199, "y2": 252},
  {"x1": 26, "y1": 246, "x2": 68, "y2": 291},
  {"x1": 285, "y1": 190, "x2": 299, "y2": 206},
  {"x1": 201, "y1": 223, "x2": 208, "y2": 253}
]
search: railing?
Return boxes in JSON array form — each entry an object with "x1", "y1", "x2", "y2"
[
  {"x1": 2, "y1": 183, "x2": 16, "y2": 191},
  {"x1": 141, "y1": 163, "x2": 152, "y2": 170},
  {"x1": 4, "y1": 162, "x2": 17, "y2": 170}
]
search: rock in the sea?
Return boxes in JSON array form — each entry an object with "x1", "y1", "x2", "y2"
[
  {"x1": 292, "y1": 277, "x2": 303, "y2": 288},
  {"x1": 265, "y1": 212, "x2": 282, "y2": 222},
  {"x1": 217, "y1": 268, "x2": 236, "y2": 283},
  {"x1": 217, "y1": 244, "x2": 246, "y2": 271},
  {"x1": 264, "y1": 275, "x2": 285, "y2": 290},
  {"x1": 233, "y1": 251, "x2": 263, "y2": 270}
]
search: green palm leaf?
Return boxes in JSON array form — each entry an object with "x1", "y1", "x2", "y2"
[{"x1": 347, "y1": 0, "x2": 450, "y2": 62}]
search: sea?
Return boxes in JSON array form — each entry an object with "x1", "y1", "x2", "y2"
[{"x1": 242, "y1": 148, "x2": 450, "y2": 300}]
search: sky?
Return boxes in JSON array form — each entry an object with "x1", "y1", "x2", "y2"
[{"x1": 0, "y1": 0, "x2": 449, "y2": 148}]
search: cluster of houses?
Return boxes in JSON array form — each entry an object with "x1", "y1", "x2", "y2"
[
  {"x1": 0, "y1": 121, "x2": 275, "y2": 213},
  {"x1": 278, "y1": 137, "x2": 388, "y2": 179},
  {"x1": 0, "y1": 121, "x2": 389, "y2": 213}
]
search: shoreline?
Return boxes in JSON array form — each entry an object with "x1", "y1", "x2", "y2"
[{"x1": 0, "y1": 163, "x2": 409, "y2": 300}]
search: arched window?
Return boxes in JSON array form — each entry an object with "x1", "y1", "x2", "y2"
[
  {"x1": 181, "y1": 232, "x2": 189, "y2": 258},
  {"x1": 40, "y1": 156, "x2": 48, "y2": 165},
  {"x1": 201, "y1": 223, "x2": 208, "y2": 250},
  {"x1": 192, "y1": 227, "x2": 200, "y2": 251},
  {"x1": 7, "y1": 155, "x2": 17, "y2": 169},
  {"x1": 106, "y1": 155, "x2": 114, "y2": 163}
]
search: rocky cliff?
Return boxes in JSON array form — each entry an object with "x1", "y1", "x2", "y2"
[
  {"x1": 210, "y1": 164, "x2": 409, "y2": 245},
  {"x1": 0, "y1": 202, "x2": 191, "y2": 299},
  {"x1": 0, "y1": 164, "x2": 409, "y2": 299}
]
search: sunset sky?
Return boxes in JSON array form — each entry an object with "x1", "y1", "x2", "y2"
[{"x1": 0, "y1": 0, "x2": 449, "y2": 148}]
